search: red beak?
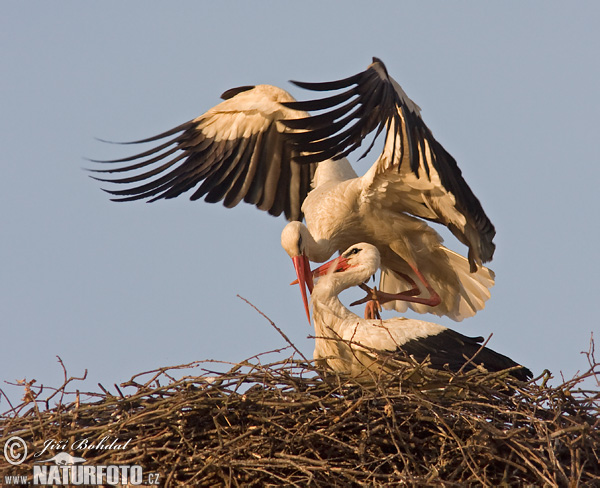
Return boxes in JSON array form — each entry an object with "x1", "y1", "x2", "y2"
[
  {"x1": 291, "y1": 254, "x2": 314, "y2": 324},
  {"x1": 311, "y1": 255, "x2": 350, "y2": 277}
]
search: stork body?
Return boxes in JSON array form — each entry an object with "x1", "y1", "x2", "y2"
[
  {"x1": 281, "y1": 156, "x2": 495, "y2": 321},
  {"x1": 92, "y1": 59, "x2": 495, "y2": 321},
  {"x1": 310, "y1": 243, "x2": 531, "y2": 382}
]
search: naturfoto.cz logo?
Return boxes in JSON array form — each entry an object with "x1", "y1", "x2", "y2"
[{"x1": 3, "y1": 436, "x2": 160, "y2": 486}]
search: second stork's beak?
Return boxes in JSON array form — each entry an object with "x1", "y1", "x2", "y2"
[
  {"x1": 291, "y1": 254, "x2": 314, "y2": 324},
  {"x1": 310, "y1": 255, "x2": 350, "y2": 277}
]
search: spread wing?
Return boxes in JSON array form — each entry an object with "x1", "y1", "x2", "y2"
[
  {"x1": 281, "y1": 58, "x2": 495, "y2": 270},
  {"x1": 90, "y1": 84, "x2": 317, "y2": 222}
]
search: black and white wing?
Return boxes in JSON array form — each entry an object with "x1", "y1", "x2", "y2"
[
  {"x1": 396, "y1": 329, "x2": 533, "y2": 381},
  {"x1": 90, "y1": 84, "x2": 317, "y2": 222},
  {"x1": 282, "y1": 58, "x2": 495, "y2": 270},
  {"x1": 344, "y1": 317, "x2": 532, "y2": 381}
]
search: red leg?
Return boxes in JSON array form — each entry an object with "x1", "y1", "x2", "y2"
[
  {"x1": 392, "y1": 271, "x2": 421, "y2": 297},
  {"x1": 351, "y1": 265, "x2": 441, "y2": 310},
  {"x1": 364, "y1": 299, "x2": 382, "y2": 320},
  {"x1": 355, "y1": 284, "x2": 382, "y2": 320},
  {"x1": 405, "y1": 263, "x2": 441, "y2": 307}
]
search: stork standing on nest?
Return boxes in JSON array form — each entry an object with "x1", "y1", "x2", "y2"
[
  {"x1": 308, "y1": 242, "x2": 532, "y2": 381},
  {"x1": 90, "y1": 58, "x2": 495, "y2": 322}
]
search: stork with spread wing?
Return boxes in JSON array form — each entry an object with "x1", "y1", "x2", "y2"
[{"x1": 91, "y1": 59, "x2": 495, "y2": 322}]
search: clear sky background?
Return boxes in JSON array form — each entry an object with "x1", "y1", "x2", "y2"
[{"x1": 2, "y1": 2, "x2": 599, "y2": 408}]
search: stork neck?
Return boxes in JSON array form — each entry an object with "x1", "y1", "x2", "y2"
[
  {"x1": 312, "y1": 294, "x2": 353, "y2": 338},
  {"x1": 312, "y1": 277, "x2": 357, "y2": 325},
  {"x1": 301, "y1": 230, "x2": 337, "y2": 263}
]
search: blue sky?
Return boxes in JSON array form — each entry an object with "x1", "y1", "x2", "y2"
[{"x1": 2, "y1": 2, "x2": 599, "y2": 408}]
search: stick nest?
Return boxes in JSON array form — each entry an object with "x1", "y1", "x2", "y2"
[{"x1": 2, "y1": 340, "x2": 599, "y2": 487}]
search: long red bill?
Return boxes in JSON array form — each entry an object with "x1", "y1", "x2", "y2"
[
  {"x1": 291, "y1": 254, "x2": 314, "y2": 324},
  {"x1": 290, "y1": 255, "x2": 351, "y2": 285},
  {"x1": 311, "y1": 255, "x2": 350, "y2": 277}
]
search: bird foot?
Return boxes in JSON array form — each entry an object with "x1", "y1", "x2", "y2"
[
  {"x1": 364, "y1": 300, "x2": 382, "y2": 320},
  {"x1": 350, "y1": 284, "x2": 384, "y2": 320},
  {"x1": 350, "y1": 281, "x2": 441, "y2": 311}
]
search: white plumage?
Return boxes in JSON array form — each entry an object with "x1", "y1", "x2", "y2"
[
  {"x1": 91, "y1": 59, "x2": 495, "y2": 321},
  {"x1": 278, "y1": 59, "x2": 496, "y2": 321},
  {"x1": 309, "y1": 243, "x2": 531, "y2": 381},
  {"x1": 280, "y1": 157, "x2": 495, "y2": 321}
]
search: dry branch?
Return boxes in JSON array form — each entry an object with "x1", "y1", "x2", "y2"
[{"x1": 1, "y1": 340, "x2": 599, "y2": 487}]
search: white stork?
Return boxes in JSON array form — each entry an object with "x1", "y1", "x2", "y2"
[
  {"x1": 90, "y1": 59, "x2": 495, "y2": 322},
  {"x1": 308, "y1": 242, "x2": 532, "y2": 381},
  {"x1": 278, "y1": 59, "x2": 496, "y2": 321}
]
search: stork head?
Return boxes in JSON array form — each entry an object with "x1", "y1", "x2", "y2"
[{"x1": 312, "y1": 243, "x2": 380, "y2": 294}]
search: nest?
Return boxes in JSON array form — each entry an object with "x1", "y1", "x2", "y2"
[{"x1": 1, "y1": 328, "x2": 599, "y2": 487}]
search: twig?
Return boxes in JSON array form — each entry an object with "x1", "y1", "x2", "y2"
[{"x1": 237, "y1": 294, "x2": 309, "y2": 362}]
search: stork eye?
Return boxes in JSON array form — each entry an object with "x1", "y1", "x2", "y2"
[{"x1": 344, "y1": 247, "x2": 361, "y2": 257}]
